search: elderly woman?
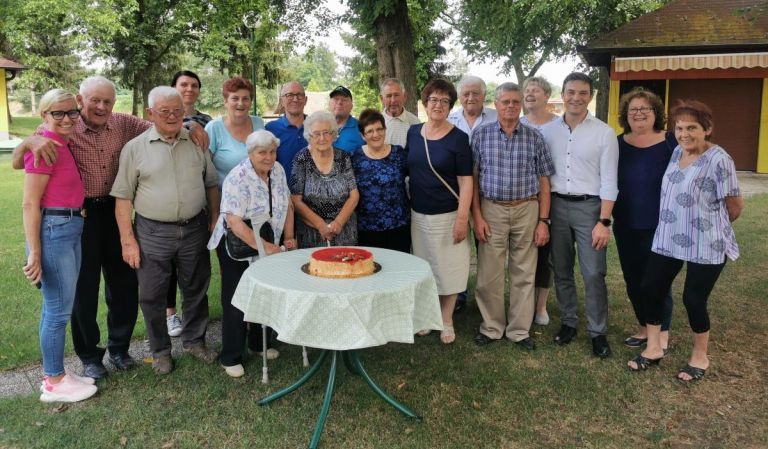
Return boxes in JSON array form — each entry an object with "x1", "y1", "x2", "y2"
[
  {"x1": 615, "y1": 88, "x2": 676, "y2": 351},
  {"x1": 628, "y1": 100, "x2": 743, "y2": 382},
  {"x1": 22, "y1": 89, "x2": 97, "y2": 402},
  {"x1": 165, "y1": 70, "x2": 214, "y2": 338},
  {"x1": 207, "y1": 130, "x2": 295, "y2": 378},
  {"x1": 520, "y1": 76, "x2": 559, "y2": 326},
  {"x1": 291, "y1": 111, "x2": 359, "y2": 248},
  {"x1": 407, "y1": 78, "x2": 473, "y2": 344},
  {"x1": 351, "y1": 108, "x2": 410, "y2": 252}
]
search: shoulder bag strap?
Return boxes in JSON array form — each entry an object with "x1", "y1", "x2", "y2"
[{"x1": 422, "y1": 128, "x2": 459, "y2": 201}]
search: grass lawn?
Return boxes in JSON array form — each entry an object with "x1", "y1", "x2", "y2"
[
  {"x1": 8, "y1": 116, "x2": 42, "y2": 139},
  {"x1": 1, "y1": 154, "x2": 766, "y2": 447}
]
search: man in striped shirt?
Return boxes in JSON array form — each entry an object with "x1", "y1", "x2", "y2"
[{"x1": 471, "y1": 82, "x2": 555, "y2": 349}]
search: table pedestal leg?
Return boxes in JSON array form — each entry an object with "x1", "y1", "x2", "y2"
[
  {"x1": 308, "y1": 351, "x2": 338, "y2": 449},
  {"x1": 258, "y1": 350, "x2": 329, "y2": 406},
  {"x1": 348, "y1": 350, "x2": 421, "y2": 420},
  {"x1": 341, "y1": 351, "x2": 358, "y2": 375}
]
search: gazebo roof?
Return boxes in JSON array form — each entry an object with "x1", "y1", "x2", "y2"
[
  {"x1": 580, "y1": 0, "x2": 768, "y2": 67},
  {"x1": 0, "y1": 57, "x2": 25, "y2": 70}
]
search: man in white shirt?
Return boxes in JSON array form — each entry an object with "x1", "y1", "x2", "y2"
[
  {"x1": 540, "y1": 72, "x2": 619, "y2": 358},
  {"x1": 447, "y1": 75, "x2": 498, "y2": 141},
  {"x1": 380, "y1": 78, "x2": 420, "y2": 147}
]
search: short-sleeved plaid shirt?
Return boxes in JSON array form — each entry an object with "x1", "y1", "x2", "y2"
[{"x1": 471, "y1": 121, "x2": 555, "y2": 201}]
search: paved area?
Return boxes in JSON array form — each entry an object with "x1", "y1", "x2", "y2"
[{"x1": 2, "y1": 173, "x2": 766, "y2": 400}]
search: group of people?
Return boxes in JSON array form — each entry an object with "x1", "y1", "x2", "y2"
[{"x1": 15, "y1": 68, "x2": 743, "y2": 403}]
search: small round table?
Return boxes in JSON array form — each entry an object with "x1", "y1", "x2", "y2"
[{"x1": 231, "y1": 247, "x2": 442, "y2": 448}]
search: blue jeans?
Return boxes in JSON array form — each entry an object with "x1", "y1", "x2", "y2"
[{"x1": 34, "y1": 214, "x2": 84, "y2": 377}]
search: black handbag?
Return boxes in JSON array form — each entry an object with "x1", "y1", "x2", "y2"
[{"x1": 224, "y1": 169, "x2": 276, "y2": 259}]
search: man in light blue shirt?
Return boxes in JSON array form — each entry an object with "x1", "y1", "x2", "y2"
[
  {"x1": 447, "y1": 75, "x2": 498, "y2": 141},
  {"x1": 265, "y1": 81, "x2": 308, "y2": 180},
  {"x1": 329, "y1": 85, "x2": 365, "y2": 153}
]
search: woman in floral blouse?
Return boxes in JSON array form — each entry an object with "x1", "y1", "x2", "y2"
[{"x1": 627, "y1": 100, "x2": 743, "y2": 382}]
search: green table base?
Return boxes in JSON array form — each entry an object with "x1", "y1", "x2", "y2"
[{"x1": 258, "y1": 349, "x2": 421, "y2": 449}]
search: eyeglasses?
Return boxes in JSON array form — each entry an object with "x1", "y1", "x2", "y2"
[
  {"x1": 427, "y1": 97, "x2": 451, "y2": 106},
  {"x1": 282, "y1": 93, "x2": 306, "y2": 100},
  {"x1": 46, "y1": 109, "x2": 81, "y2": 120},
  {"x1": 364, "y1": 127, "x2": 386, "y2": 136},
  {"x1": 152, "y1": 108, "x2": 183, "y2": 118},
  {"x1": 628, "y1": 107, "x2": 653, "y2": 115},
  {"x1": 310, "y1": 130, "x2": 335, "y2": 139}
]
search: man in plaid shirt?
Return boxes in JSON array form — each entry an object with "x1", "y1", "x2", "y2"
[{"x1": 470, "y1": 82, "x2": 555, "y2": 350}]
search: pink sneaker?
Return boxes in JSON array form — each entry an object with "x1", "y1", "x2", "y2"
[
  {"x1": 39, "y1": 375, "x2": 98, "y2": 403},
  {"x1": 39, "y1": 370, "x2": 95, "y2": 393}
]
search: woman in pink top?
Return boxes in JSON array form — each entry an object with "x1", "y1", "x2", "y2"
[{"x1": 22, "y1": 89, "x2": 97, "y2": 402}]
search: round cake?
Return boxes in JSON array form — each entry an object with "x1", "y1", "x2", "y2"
[{"x1": 308, "y1": 247, "x2": 375, "y2": 278}]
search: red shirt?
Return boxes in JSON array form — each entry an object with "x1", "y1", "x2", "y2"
[
  {"x1": 24, "y1": 130, "x2": 85, "y2": 208},
  {"x1": 38, "y1": 113, "x2": 151, "y2": 198}
]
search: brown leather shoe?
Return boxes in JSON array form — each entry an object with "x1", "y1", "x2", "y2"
[
  {"x1": 184, "y1": 345, "x2": 218, "y2": 364},
  {"x1": 152, "y1": 356, "x2": 173, "y2": 375}
]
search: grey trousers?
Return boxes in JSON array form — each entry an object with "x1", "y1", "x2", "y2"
[
  {"x1": 549, "y1": 196, "x2": 608, "y2": 337},
  {"x1": 135, "y1": 213, "x2": 211, "y2": 358}
]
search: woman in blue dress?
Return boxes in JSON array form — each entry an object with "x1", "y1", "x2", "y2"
[{"x1": 351, "y1": 109, "x2": 410, "y2": 253}]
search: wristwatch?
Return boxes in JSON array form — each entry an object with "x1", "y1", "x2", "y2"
[
  {"x1": 598, "y1": 218, "x2": 612, "y2": 227},
  {"x1": 538, "y1": 218, "x2": 551, "y2": 226}
]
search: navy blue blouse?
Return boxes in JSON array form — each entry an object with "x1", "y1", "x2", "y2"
[
  {"x1": 351, "y1": 145, "x2": 410, "y2": 232},
  {"x1": 614, "y1": 131, "x2": 676, "y2": 230},
  {"x1": 406, "y1": 124, "x2": 473, "y2": 215}
]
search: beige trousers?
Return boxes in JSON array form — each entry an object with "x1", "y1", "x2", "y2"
[{"x1": 475, "y1": 199, "x2": 538, "y2": 341}]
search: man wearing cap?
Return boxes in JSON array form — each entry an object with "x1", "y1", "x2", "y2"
[
  {"x1": 265, "y1": 81, "x2": 309, "y2": 180},
  {"x1": 329, "y1": 85, "x2": 365, "y2": 153},
  {"x1": 380, "y1": 78, "x2": 421, "y2": 147}
]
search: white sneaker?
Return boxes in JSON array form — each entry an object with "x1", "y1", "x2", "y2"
[
  {"x1": 222, "y1": 363, "x2": 245, "y2": 378},
  {"x1": 39, "y1": 375, "x2": 98, "y2": 403},
  {"x1": 255, "y1": 348, "x2": 280, "y2": 360},
  {"x1": 166, "y1": 314, "x2": 182, "y2": 337},
  {"x1": 534, "y1": 311, "x2": 550, "y2": 326}
]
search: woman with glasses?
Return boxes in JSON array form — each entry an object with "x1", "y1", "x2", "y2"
[
  {"x1": 23, "y1": 89, "x2": 98, "y2": 402},
  {"x1": 406, "y1": 78, "x2": 473, "y2": 345},
  {"x1": 614, "y1": 87, "x2": 676, "y2": 352},
  {"x1": 351, "y1": 108, "x2": 410, "y2": 253},
  {"x1": 291, "y1": 111, "x2": 359, "y2": 248}
]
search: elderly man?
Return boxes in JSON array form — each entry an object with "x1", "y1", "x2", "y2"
[
  {"x1": 540, "y1": 72, "x2": 619, "y2": 358},
  {"x1": 265, "y1": 81, "x2": 309, "y2": 180},
  {"x1": 329, "y1": 85, "x2": 365, "y2": 153},
  {"x1": 448, "y1": 75, "x2": 498, "y2": 140},
  {"x1": 379, "y1": 78, "x2": 420, "y2": 147},
  {"x1": 471, "y1": 83, "x2": 555, "y2": 350},
  {"x1": 111, "y1": 86, "x2": 220, "y2": 375}
]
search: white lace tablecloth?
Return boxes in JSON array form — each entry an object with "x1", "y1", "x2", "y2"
[{"x1": 231, "y1": 247, "x2": 443, "y2": 350}]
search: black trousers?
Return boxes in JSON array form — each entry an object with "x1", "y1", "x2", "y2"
[
  {"x1": 216, "y1": 241, "x2": 272, "y2": 367},
  {"x1": 641, "y1": 252, "x2": 725, "y2": 333},
  {"x1": 71, "y1": 197, "x2": 138, "y2": 363},
  {"x1": 357, "y1": 224, "x2": 412, "y2": 253},
  {"x1": 614, "y1": 225, "x2": 673, "y2": 330}
]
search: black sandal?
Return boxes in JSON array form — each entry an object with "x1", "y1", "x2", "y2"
[
  {"x1": 627, "y1": 354, "x2": 662, "y2": 371},
  {"x1": 677, "y1": 364, "x2": 706, "y2": 382}
]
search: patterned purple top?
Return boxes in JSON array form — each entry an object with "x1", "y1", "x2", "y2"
[{"x1": 652, "y1": 145, "x2": 740, "y2": 264}]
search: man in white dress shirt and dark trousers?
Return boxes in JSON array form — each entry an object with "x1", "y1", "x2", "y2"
[{"x1": 540, "y1": 72, "x2": 619, "y2": 358}]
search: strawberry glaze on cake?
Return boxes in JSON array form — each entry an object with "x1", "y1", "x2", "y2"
[{"x1": 308, "y1": 247, "x2": 375, "y2": 278}]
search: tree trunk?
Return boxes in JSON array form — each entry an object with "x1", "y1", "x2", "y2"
[
  {"x1": 30, "y1": 89, "x2": 36, "y2": 114},
  {"x1": 594, "y1": 66, "x2": 610, "y2": 122},
  {"x1": 373, "y1": 0, "x2": 418, "y2": 114},
  {"x1": 132, "y1": 80, "x2": 140, "y2": 116}
]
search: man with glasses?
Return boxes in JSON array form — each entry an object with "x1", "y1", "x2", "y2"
[
  {"x1": 380, "y1": 78, "x2": 420, "y2": 147},
  {"x1": 329, "y1": 85, "x2": 365, "y2": 153},
  {"x1": 265, "y1": 81, "x2": 308, "y2": 180},
  {"x1": 540, "y1": 72, "x2": 619, "y2": 358},
  {"x1": 111, "y1": 86, "x2": 219, "y2": 375}
]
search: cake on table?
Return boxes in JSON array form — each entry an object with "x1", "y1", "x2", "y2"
[{"x1": 308, "y1": 247, "x2": 375, "y2": 278}]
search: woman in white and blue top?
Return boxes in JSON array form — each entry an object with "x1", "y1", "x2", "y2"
[{"x1": 627, "y1": 100, "x2": 743, "y2": 382}]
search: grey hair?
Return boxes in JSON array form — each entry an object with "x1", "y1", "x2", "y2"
[
  {"x1": 302, "y1": 111, "x2": 339, "y2": 141},
  {"x1": 457, "y1": 75, "x2": 487, "y2": 94},
  {"x1": 494, "y1": 82, "x2": 521, "y2": 101},
  {"x1": 379, "y1": 78, "x2": 405, "y2": 94},
  {"x1": 280, "y1": 80, "x2": 305, "y2": 95},
  {"x1": 79, "y1": 76, "x2": 116, "y2": 97},
  {"x1": 522, "y1": 76, "x2": 553, "y2": 97},
  {"x1": 246, "y1": 130, "x2": 280, "y2": 154},
  {"x1": 39, "y1": 88, "x2": 77, "y2": 113},
  {"x1": 147, "y1": 86, "x2": 182, "y2": 108}
]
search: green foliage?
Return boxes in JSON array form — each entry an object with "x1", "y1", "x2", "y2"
[{"x1": 282, "y1": 44, "x2": 340, "y2": 92}]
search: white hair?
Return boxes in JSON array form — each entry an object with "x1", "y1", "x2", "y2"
[
  {"x1": 303, "y1": 111, "x2": 339, "y2": 141},
  {"x1": 494, "y1": 82, "x2": 521, "y2": 101},
  {"x1": 379, "y1": 78, "x2": 405, "y2": 94},
  {"x1": 79, "y1": 76, "x2": 116, "y2": 97},
  {"x1": 147, "y1": 86, "x2": 182, "y2": 108},
  {"x1": 246, "y1": 130, "x2": 281, "y2": 154},
  {"x1": 457, "y1": 75, "x2": 487, "y2": 94}
]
